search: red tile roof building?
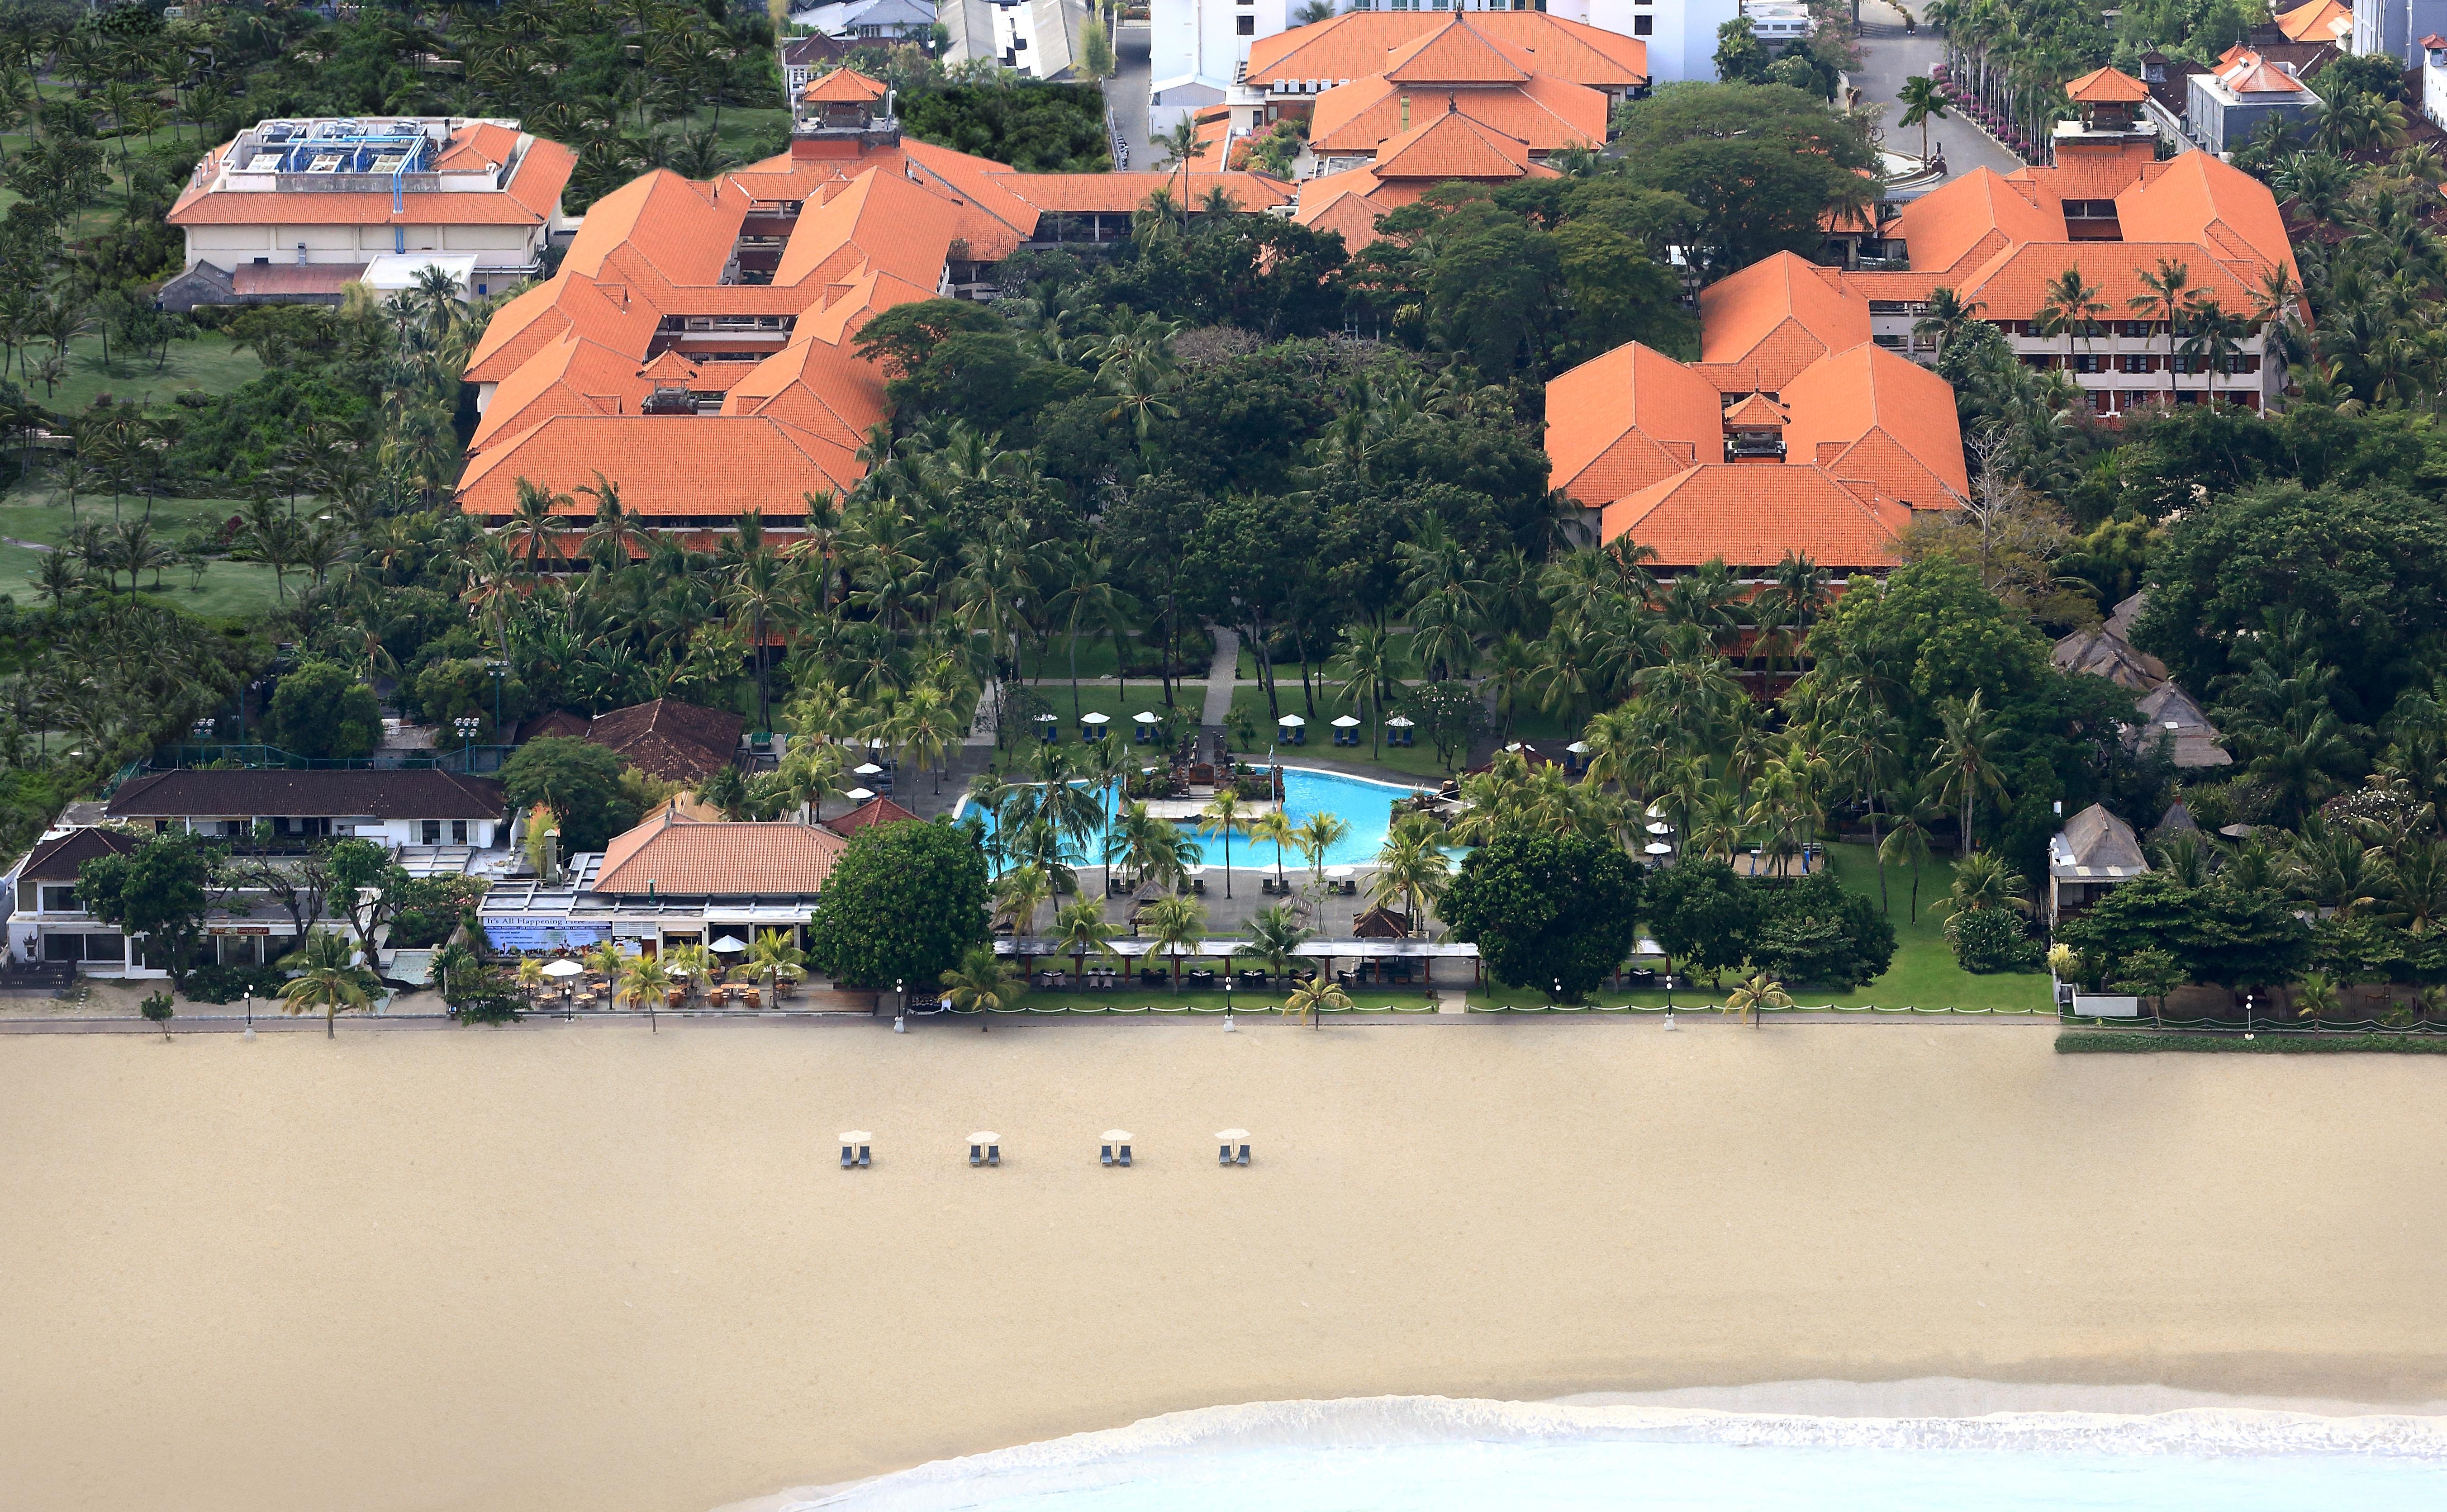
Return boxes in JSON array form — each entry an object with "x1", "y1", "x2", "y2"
[
  {"x1": 1839, "y1": 72, "x2": 2299, "y2": 419},
  {"x1": 458, "y1": 74, "x2": 1292, "y2": 535},
  {"x1": 163, "y1": 117, "x2": 575, "y2": 310},
  {"x1": 1547, "y1": 251, "x2": 1972, "y2": 576}
]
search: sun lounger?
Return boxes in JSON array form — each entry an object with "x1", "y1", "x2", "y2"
[
  {"x1": 842, "y1": 1144, "x2": 857, "y2": 1168},
  {"x1": 1118, "y1": 1143, "x2": 1131, "y2": 1166},
  {"x1": 1102, "y1": 1144, "x2": 1114, "y2": 1166},
  {"x1": 1218, "y1": 1142, "x2": 1234, "y2": 1166}
]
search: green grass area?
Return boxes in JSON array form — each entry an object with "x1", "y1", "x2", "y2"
[
  {"x1": 995, "y1": 986, "x2": 1456, "y2": 1015},
  {"x1": 1018, "y1": 631, "x2": 1133, "y2": 682},
  {"x1": 1223, "y1": 684, "x2": 1459, "y2": 782},
  {"x1": 24, "y1": 331, "x2": 267, "y2": 417},
  {"x1": 0, "y1": 486, "x2": 287, "y2": 618},
  {"x1": 993, "y1": 682, "x2": 1206, "y2": 758}
]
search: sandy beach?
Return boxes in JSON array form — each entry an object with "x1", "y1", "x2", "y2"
[{"x1": 5, "y1": 1015, "x2": 2447, "y2": 1512}]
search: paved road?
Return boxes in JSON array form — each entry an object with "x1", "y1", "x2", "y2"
[
  {"x1": 1108, "y1": 22, "x2": 1152, "y2": 171},
  {"x1": 1852, "y1": 1, "x2": 2026, "y2": 193}
]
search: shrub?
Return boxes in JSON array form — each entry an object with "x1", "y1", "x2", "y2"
[
  {"x1": 1945, "y1": 906, "x2": 2044, "y2": 973},
  {"x1": 1747, "y1": 872, "x2": 1897, "y2": 990},
  {"x1": 181, "y1": 962, "x2": 290, "y2": 1004}
]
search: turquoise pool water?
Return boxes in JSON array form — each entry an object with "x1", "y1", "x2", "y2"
[
  {"x1": 763, "y1": 1398, "x2": 2447, "y2": 1511},
  {"x1": 969, "y1": 767, "x2": 1437, "y2": 872}
]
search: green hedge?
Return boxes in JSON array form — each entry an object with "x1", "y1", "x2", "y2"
[{"x1": 2056, "y1": 1030, "x2": 2447, "y2": 1054}]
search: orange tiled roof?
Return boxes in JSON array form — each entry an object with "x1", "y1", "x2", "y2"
[
  {"x1": 1779, "y1": 344, "x2": 1970, "y2": 506},
  {"x1": 824, "y1": 795, "x2": 920, "y2": 835},
  {"x1": 1601, "y1": 463, "x2": 1917, "y2": 572},
  {"x1": 1308, "y1": 71, "x2": 1606, "y2": 156},
  {"x1": 1371, "y1": 106, "x2": 1538, "y2": 179},
  {"x1": 1721, "y1": 391, "x2": 1788, "y2": 427},
  {"x1": 774, "y1": 166, "x2": 964, "y2": 289},
  {"x1": 435, "y1": 121, "x2": 524, "y2": 172},
  {"x1": 561, "y1": 169, "x2": 743, "y2": 287},
  {"x1": 1884, "y1": 167, "x2": 2063, "y2": 278},
  {"x1": 1292, "y1": 175, "x2": 1406, "y2": 251},
  {"x1": 801, "y1": 67, "x2": 888, "y2": 104},
  {"x1": 1382, "y1": 14, "x2": 1532, "y2": 83},
  {"x1": 2277, "y1": 0, "x2": 2353, "y2": 43},
  {"x1": 456, "y1": 414, "x2": 861, "y2": 520},
  {"x1": 593, "y1": 809, "x2": 846, "y2": 894},
  {"x1": 468, "y1": 329, "x2": 661, "y2": 452},
  {"x1": 987, "y1": 170, "x2": 1294, "y2": 214},
  {"x1": 1245, "y1": 12, "x2": 1645, "y2": 90},
  {"x1": 2065, "y1": 66, "x2": 2151, "y2": 104},
  {"x1": 462, "y1": 272, "x2": 664, "y2": 386},
  {"x1": 2215, "y1": 50, "x2": 2311, "y2": 94},
  {"x1": 722, "y1": 325, "x2": 893, "y2": 449},
  {"x1": 1696, "y1": 252, "x2": 1872, "y2": 389},
  {"x1": 1544, "y1": 341, "x2": 1725, "y2": 506}
]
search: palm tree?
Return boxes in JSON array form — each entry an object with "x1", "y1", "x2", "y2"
[
  {"x1": 741, "y1": 928, "x2": 805, "y2": 996},
  {"x1": 276, "y1": 930, "x2": 371, "y2": 1038},
  {"x1": 2035, "y1": 266, "x2": 2105, "y2": 384},
  {"x1": 504, "y1": 476, "x2": 570, "y2": 570},
  {"x1": 996, "y1": 863, "x2": 1054, "y2": 940},
  {"x1": 1898, "y1": 74, "x2": 1949, "y2": 163},
  {"x1": 1292, "y1": 811, "x2": 1349, "y2": 896},
  {"x1": 2129, "y1": 257, "x2": 2192, "y2": 400},
  {"x1": 1879, "y1": 778, "x2": 1942, "y2": 921},
  {"x1": 1370, "y1": 826, "x2": 1450, "y2": 934},
  {"x1": 1285, "y1": 974, "x2": 1351, "y2": 1026},
  {"x1": 2293, "y1": 970, "x2": 2341, "y2": 1024},
  {"x1": 1143, "y1": 894, "x2": 1205, "y2": 990},
  {"x1": 1250, "y1": 807, "x2": 1297, "y2": 892},
  {"x1": 1152, "y1": 115, "x2": 1202, "y2": 230},
  {"x1": 1235, "y1": 902, "x2": 1314, "y2": 984},
  {"x1": 1928, "y1": 689, "x2": 2006, "y2": 854},
  {"x1": 618, "y1": 954, "x2": 673, "y2": 1014},
  {"x1": 1330, "y1": 624, "x2": 1395, "y2": 757},
  {"x1": 664, "y1": 941, "x2": 714, "y2": 1002},
  {"x1": 1938, "y1": 849, "x2": 2029, "y2": 915},
  {"x1": 940, "y1": 944, "x2": 1024, "y2": 1012},
  {"x1": 1050, "y1": 898, "x2": 1121, "y2": 980},
  {"x1": 1725, "y1": 971, "x2": 1792, "y2": 1027},
  {"x1": 1198, "y1": 788, "x2": 1250, "y2": 899},
  {"x1": 726, "y1": 549, "x2": 792, "y2": 735},
  {"x1": 1912, "y1": 287, "x2": 1986, "y2": 355},
  {"x1": 2176, "y1": 294, "x2": 2245, "y2": 407}
]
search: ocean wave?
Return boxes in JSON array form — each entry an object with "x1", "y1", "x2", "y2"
[{"x1": 743, "y1": 1392, "x2": 2447, "y2": 1511}]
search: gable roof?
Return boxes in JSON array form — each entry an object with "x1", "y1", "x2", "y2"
[
  {"x1": 824, "y1": 795, "x2": 920, "y2": 835},
  {"x1": 1599, "y1": 463, "x2": 1915, "y2": 573},
  {"x1": 1371, "y1": 106, "x2": 1539, "y2": 179},
  {"x1": 2278, "y1": 0, "x2": 2354, "y2": 42},
  {"x1": 1777, "y1": 343, "x2": 1970, "y2": 506},
  {"x1": 105, "y1": 769, "x2": 505, "y2": 821},
  {"x1": 1544, "y1": 341, "x2": 1726, "y2": 506},
  {"x1": 455, "y1": 413, "x2": 862, "y2": 521},
  {"x1": 15, "y1": 826, "x2": 143, "y2": 883},
  {"x1": 2065, "y1": 66, "x2": 2152, "y2": 103},
  {"x1": 1307, "y1": 71, "x2": 1606, "y2": 156},
  {"x1": 591, "y1": 809, "x2": 846, "y2": 895},
  {"x1": 1695, "y1": 252, "x2": 1872, "y2": 390},
  {"x1": 1382, "y1": 14, "x2": 1531, "y2": 83},
  {"x1": 801, "y1": 67, "x2": 889, "y2": 104},
  {"x1": 582, "y1": 699, "x2": 745, "y2": 782},
  {"x1": 1244, "y1": 12, "x2": 1646, "y2": 91}
]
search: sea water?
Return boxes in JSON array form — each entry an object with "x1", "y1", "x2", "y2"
[{"x1": 757, "y1": 1396, "x2": 2447, "y2": 1511}]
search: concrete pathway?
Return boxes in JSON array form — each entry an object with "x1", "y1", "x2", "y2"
[
  {"x1": 1853, "y1": 3, "x2": 2027, "y2": 193},
  {"x1": 1, "y1": 535, "x2": 54, "y2": 551},
  {"x1": 1200, "y1": 628, "x2": 1240, "y2": 727},
  {"x1": 1107, "y1": 23, "x2": 1152, "y2": 171}
]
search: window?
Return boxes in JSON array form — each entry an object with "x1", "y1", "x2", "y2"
[
  {"x1": 422, "y1": 820, "x2": 442, "y2": 845},
  {"x1": 1634, "y1": 14, "x2": 1651, "y2": 30},
  {"x1": 38, "y1": 885, "x2": 78, "y2": 912},
  {"x1": 42, "y1": 934, "x2": 82, "y2": 962},
  {"x1": 1237, "y1": 14, "x2": 1254, "y2": 31},
  {"x1": 84, "y1": 934, "x2": 124, "y2": 963},
  {"x1": 452, "y1": 820, "x2": 469, "y2": 845}
]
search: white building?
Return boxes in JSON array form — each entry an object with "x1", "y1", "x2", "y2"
[
  {"x1": 1149, "y1": 0, "x2": 1724, "y2": 137},
  {"x1": 2423, "y1": 33, "x2": 2447, "y2": 129},
  {"x1": 944, "y1": 0, "x2": 1093, "y2": 80},
  {"x1": 161, "y1": 117, "x2": 575, "y2": 311}
]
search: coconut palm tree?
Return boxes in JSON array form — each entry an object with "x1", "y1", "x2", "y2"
[
  {"x1": 996, "y1": 862, "x2": 1055, "y2": 939},
  {"x1": 1937, "y1": 849, "x2": 2029, "y2": 916},
  {"x1": 1330, "y1": 623, "x2": 1396, "y2": 757},
  {"x1": 1725, "y1": 971, "x2": 1793, "y2": 1028},
  {"x1": 1913, "y1": 287, "x2": 1988, "y2": 356},
  {"x1": 618, "y1": 954, "x2": 672, "y2": 1014},
  {"x1": 740, "y1": 928, "x2": 805, "y2": 995},
  {"x1": 1250, "y1": 806, "x2": 1297, "y2": 892},
  {"x1": 1370, "y1": 826, "x2": 1450, "y2": 934},
  {"x1": 1928, "y1": 690, "x2": 2006, "y2": 854},
  {"x1": 940, "y1": 944, "x2": 1023, "y2": 1013},
  {"x1": 2035, "y1": 266, "x2": 2105, "y2": 382},
  {"x1": 276, "y1": 930, "x2": 371, "y2": 1038},
  {"x1": 1898, "y1": 74, "x2": 1949, "y2": 163},
  {"x1": 1292, "y1": 811, "x2": 1349, "y2": 895},
  {"x1": 1879, "y1": 778, "x2": 1943, "y2": 922},
  {"x1": 1285, "y1": 975, "x2": 1350, "y2": 1026},
  {"x1": 1050, "y1": 898, "x2": 1121, "y2": 981},
  {"x1": 504, "y1": 475, "x2": 570, "y2": 570},
  {"x1": 1235, "y1": 902, "x2": 1314, "y2": 985},
  {"x1": 2129, "y1": 258, "x2": 2192, "y2": 400},
  {"x1": 1143, "y1": 895, "x2": 1205, "y2": 990},
  {"x1": 1198, "y1": 788, "x2": 1250, "y2": 899}
]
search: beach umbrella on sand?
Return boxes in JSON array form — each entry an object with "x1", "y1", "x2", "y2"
[
  {"x1": 1101, "y1": 1129, "x2": 1134, "y2": 1166},
  {"x1": 840, "y1": 1130, "x2": 873, "y2": 1144},
  {"x1": 969, "y1": 1131, "x2": 1001, "y2": 1167},
  {"x1": 1215, "y1": 1128, "x2": 1250, "y2": 1165},
  {"x1": 838, "y1": 1130, "x2": 872, "y2": 1168}
]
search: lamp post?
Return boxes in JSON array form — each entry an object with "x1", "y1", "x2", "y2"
[
  {"x1": 894, "y1": 976, "x2": 905, "y2": 1033},
  {"x1": 242, "y1": 987, "x2": 254, "y2": 1041},
  {"x1": 485, "y1": 660, "x2": 508, "y2": 752},
  {"x1": 453, "y1": 716, "x2": 480, "y2": 773},
  {"x1": 192, "y1": 716, "x2": 215, "y2": 754},
  {"x1": 1224, "y1": 972, "x2": 1235, "y2": 1032}
]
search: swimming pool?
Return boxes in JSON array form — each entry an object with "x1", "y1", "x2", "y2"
[{"x1": 966, "y1": 767, "x2": 1439, "y2": 872}]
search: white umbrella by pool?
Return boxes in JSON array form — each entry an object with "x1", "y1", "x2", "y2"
[
  {"x1": 1503, "y1": 741, "x2": 1525, "y2": 753},
  {"x1": 853, "y1": 761, "x2": 884, "y2": 775},
  {"x1": 844, "y1": 786, "x2": 876, "y2": 802},
  {"x1": 1082, "y1": 711, "x2": 1111, "y2": 725},
  {"x1": 1644, "y1": 842, "x2": 1674, "y2": 855},
  {"x1": 1330, "y1": 715, "x2": 1360, "y2": 728},
  {"x1": 1326, "y1": 865, "x2": 1354, "y2": 880},
  {"x1": 1278, "y1": 714, "x2": 1306, "y2": 727},
  {"x1": 1646, "y1": 820, "x2": 1673, "y2": 835},
  {"x1": 1646, "y1": 802, "x2": 1667, "y2": 818},
  {"x1": 1134, "y1": 710, "x2": 1162, "y2": 724}
]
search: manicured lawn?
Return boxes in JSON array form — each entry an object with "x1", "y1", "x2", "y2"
[
  {"x1": 988, "y1": 682, "x2": 1206, "y2": 763},
  {"x1": 0, "y1": 487, "x2": 287, "y2": 618},
  {"x1": 1222, "y1": 684, "x2": 1462, "y2": 783},
  {"x1": 30, "y1": 331, "x2": 267, "y2": 417}
]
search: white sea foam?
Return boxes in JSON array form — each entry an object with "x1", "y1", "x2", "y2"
[{"x1": 732, "y1": 1390, "x2": 2447, "y2": 1511}]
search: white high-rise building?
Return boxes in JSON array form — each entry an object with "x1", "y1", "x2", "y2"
[{"x1": 1149, "y1": 0, "x2": 1731, "y2": 137}]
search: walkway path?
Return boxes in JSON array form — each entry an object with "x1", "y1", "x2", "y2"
[
  {"x1": 1200, "y1": 628, "x2": 1239, "y2": 727},
  {"x1": 1107, "y1": 23, "x2": 1152, "y2": 171},
  {"x1": 1, "y1": 535, "x2": 53, "y2": 552},
  {"x1": 1853, "y1": 4, "x2": 2026, "y2": 193}
]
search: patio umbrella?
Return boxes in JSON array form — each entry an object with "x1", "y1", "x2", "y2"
[
  {"x1": 1034, "y1": 713, "x2": 1058, "y2": 724},
  {"x1": 839, "y1": 1130, "x2": 872, "y2": 1145},
  {"x1": 1214, "y1": 1128, "x2": 1250, "y2": 1142},
  {"x1": 1133, "y1": 711, "x2": 1161, "y2": 724},
  {"x1": 540, "y1": 958, "x2": 584, "y2": 980},
  {"x1": 1102, "y1": 1129, "x2": 1134, "y2": 1143},
  {"x1": 1387, "y1": 716, "x2": 1415, "y2": 729},
  {"x1": 1645, "y1": 802, "x2": 1666, "y2": 818},
  {"x1": 1566, "y1": 740, "x2": 1591, "y2": 754},
  {"x1": 1330, "y1": 716, "x2": 1360, "y2": 728},
  {"x1": 845, "y1": 786, "x2": 876, "y2": 801},
  {"x1": 1082, "y1": 711, "x2": 1111, "y2": 725},
  {"x1": 1278, "y1": 714, "x2": 1305, "y2": 727},
  {"x1": 1644, "y1": 842, "x2": 1674, "y2": 855},
  {"x1": 1646, "y1": 821, "x2": 1673, "y2": 835},
  {"x1": 969, "y1": 1131, "x2": 999, "y2": 1144},
  {"x1": 853, "y1": 762, "x2": 884, "y2": 776},
  {"x1": 710, "y1": 936, "x2": 748, "y2": 955}
]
